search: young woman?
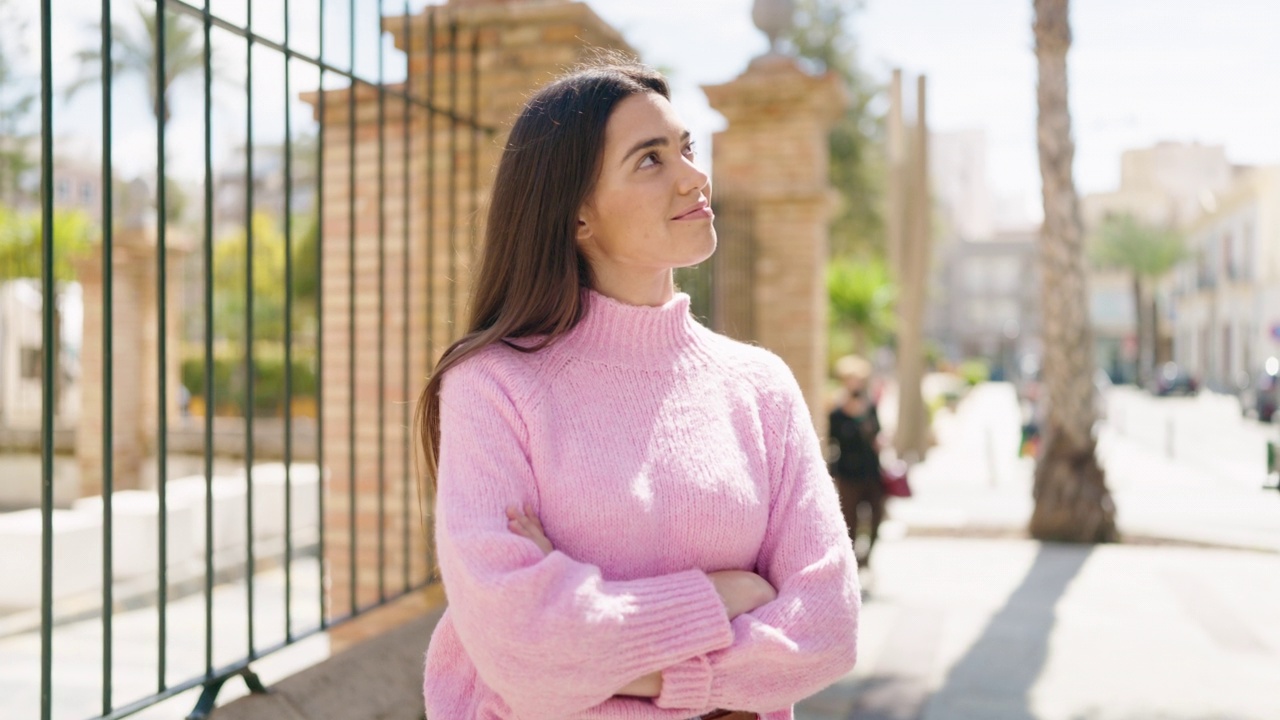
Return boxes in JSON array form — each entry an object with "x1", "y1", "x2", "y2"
[
  {"x1": 827, "y1": 355, "x2": 886, "y2": 570},
  {"x1": 416, "y1": 60, "x2": 860, "y2": 720}
]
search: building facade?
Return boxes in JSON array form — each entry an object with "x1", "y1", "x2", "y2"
[
  {"x1": 928, "y1": 230, "x2": 1040, "y2": 377},
  {"x1": 1170, "y1": 166, "x2": 1280, "y2": 392},
  {"x1": 1081, "y1": 142, "x2": 1238, "y2": 383}
]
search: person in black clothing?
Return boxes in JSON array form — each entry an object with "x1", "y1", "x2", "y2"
[{"x1": 828, "y1": 355, "x2": 885, "y2": 569}]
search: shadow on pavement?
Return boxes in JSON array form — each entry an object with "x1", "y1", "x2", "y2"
[{"x1": 920, "y1": 542, "x2": 1093, "y2": 720}]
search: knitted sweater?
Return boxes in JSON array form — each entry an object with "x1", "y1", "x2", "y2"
[{"x1": 423, "y1": 289, "x2": 860, "y2": 720}]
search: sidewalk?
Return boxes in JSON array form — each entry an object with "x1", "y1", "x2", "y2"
[
  {"x1": 796, "y1": 536, "x2": 1280, "y2": 720},
  {"x1": 793, "y1": 382, "x2": 1280, "y2": 719},
  {"x1": 888, "y1": 383, "x2": 1280, "y2": 553}
]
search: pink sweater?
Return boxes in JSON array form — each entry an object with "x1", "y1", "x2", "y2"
[{"x1": 423, "y1": 290, "x2": 860, "y2": 720}]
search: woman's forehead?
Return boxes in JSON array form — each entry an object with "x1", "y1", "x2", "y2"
[{"x1": 604, "y1": 94, "x2": 687, "y2": 151}]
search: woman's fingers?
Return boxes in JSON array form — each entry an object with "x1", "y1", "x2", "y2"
[{"x1": 506, "y1": 504, "x2": 553, "y2": 556}]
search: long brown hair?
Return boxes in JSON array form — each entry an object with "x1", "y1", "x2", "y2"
[{"x1": 414, "y1": 59, "x2": 670, "y2": 487}]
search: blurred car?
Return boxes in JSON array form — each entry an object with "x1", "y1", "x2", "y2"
[
  {"x1": 1238, "y1": 357, "x2": 1280, "y2": 423},
  {"x1": 1152, "y1": 362, "x2": 1198, "y2": 397}
]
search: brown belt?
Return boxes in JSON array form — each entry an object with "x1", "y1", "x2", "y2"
[{"x1": 698, "y1": 712, "x2": 757, "y2": 720}]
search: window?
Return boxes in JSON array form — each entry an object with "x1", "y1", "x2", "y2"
[
  {"x1": 1242, "y1": 222, "x2": 1254, "y2": 281},
  {"x1": 20, "y1": 346, "x2": 41, "y2": 380},
  {"x1": 1222, "y1": 230, "x2": 1235, "y2": 280}
]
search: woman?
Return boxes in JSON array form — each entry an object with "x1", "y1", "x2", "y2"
[
  {"x1": 416, "y1": 60, "x2": 859, "y2": 720},
  {"x1": 827, "y1": 355, "x2": 885, "y2": 570}
]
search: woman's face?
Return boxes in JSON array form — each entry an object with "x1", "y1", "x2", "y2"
[{"x1": 577, "y1": 92, "x2": 716, "y2": 282}]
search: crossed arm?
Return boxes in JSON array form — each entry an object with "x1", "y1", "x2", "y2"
[{"x1": 504, "y1": 503, "x2": 779, "y2": 698}]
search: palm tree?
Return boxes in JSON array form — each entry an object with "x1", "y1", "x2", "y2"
[
  {"x1": 65, "y1": 2, "x2": 206, "y2": 222},
  {"x1": 1091, "y1": 213, "x2": 1186, "y2": 387},
  {"x1": 1030, "y1": 0, "x2": 1118, "y2": 543},
  {"x1": 66, "y1": 2, "x2": 205, "y2": 126}
]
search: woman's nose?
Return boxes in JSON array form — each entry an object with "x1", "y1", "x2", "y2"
[{"x1": 678, "y1": 156, "x2": 711, "y2": 196}]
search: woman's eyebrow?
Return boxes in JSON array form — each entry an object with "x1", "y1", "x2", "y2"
[{"x1": 620, "y1": 130, "x2": 692, "y2": 167}]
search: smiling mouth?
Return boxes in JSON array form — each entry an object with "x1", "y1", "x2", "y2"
[{"x1": 673, "y1": 201, "x2": 712, "y2": 220}]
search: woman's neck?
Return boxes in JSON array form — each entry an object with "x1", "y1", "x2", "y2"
[{"x1": 590, "y1": 267, "x2": 676, "y2": 308}]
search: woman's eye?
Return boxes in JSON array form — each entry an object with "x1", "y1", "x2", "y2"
[
  {"x1": 683, "y1": 142, "x2": 697, "y2": 159},
  {"x1": 639, "y1": 152, "x2": 660, "y2": 169}
]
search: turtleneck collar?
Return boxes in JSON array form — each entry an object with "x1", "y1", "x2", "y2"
[{"x1": 554, "y1": 288, "x2": 714, "y2": 369}]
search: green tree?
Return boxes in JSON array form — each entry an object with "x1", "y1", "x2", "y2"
[
  {"x1": 785, "y1": 0, "x2": 884, "y2": 259},
  {"x1": 0, "y1": 205, "x2": 94, "y2": 282},
  {"x1": 827, "y1": 256, "x2": 894, "y2": 358},
  {"x1": 0, "y1": 205, "x2": 95, "y2": 418},
  {"x1": 0, "y1": 0, "x2": 36, "y2": 204},
  {"x1": 1090, "y1": 213, "x2": 1185, "y2": 387},
  {"x1": 214, "y1": 212, "x2": 286, "y2": 345},
  {"x1": 1030, "y1": 0, "x2": 1118, "y2": 543},
  {"x1": 213, "y1": 212, "x2": 318, "y2": 345}
]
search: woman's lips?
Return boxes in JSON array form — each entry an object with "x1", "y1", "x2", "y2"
[{"x1": 673, "y1": 202, "x2": 713, "y2": 220}]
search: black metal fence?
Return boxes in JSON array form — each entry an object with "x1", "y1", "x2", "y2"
[
  {"x1": 677, "y1": 190, "x2": 756, "y2": 341},
  {"x1": 26, "y1": 1, "x2": 486, "y2": 718}
]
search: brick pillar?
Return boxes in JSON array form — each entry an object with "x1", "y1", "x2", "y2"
[
  {"x1": 703, "y1": 56, "x2": 848, "y2": 430},
  {"x1": 308, "y1": 0, "x2": 636, "y2": 627},
  {"x1": 76, "y1": 229, "x2": 186, "y2": 497}
]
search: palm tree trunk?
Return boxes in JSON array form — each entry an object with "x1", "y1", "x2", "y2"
[{"x1": 1031, "y1": 0, "x2": 1118, "y2": 543}]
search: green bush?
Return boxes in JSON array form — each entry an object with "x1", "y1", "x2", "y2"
[
  {"x1": 958, "y1": 359, "x2": 991, "y2": 387},
  {"x1": 181, "y1": 346, "x2": 316, "y2": 416}
]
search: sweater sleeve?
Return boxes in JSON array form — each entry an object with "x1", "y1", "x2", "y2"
[
  {"x1": 654, "y1": 367, "x2": 861, "y2": 714},
  {"x1": 433, "y1": 356, "x2": 736, "y2": 720}
]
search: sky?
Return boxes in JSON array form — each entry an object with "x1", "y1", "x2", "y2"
[
  {"x1": 16, "y1": 0, "x2": 1280, "y2": 229},
  {"x1": 588, "y1": 0, "x2": 1280, "y2": 227}
]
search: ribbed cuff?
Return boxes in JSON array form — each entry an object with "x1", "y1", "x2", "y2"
[
  {"x1": 607, "y1": 569, "x2": 734, "y2": 680},
  {"x1": 654, "y1": 654, "x2": 715, "y2": 710}
]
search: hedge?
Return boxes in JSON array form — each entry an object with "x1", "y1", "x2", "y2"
[{"x1": 181, "y1": 347, "x2": 317, "y2": 416}]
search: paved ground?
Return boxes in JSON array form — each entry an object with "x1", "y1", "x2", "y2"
[
  {"x1": 795, "y1": 537, "x2": 1280, "y2": 720},
  {"x1": 793, "y1": 383, "x2": 1280, "y2": 720},
  {"x1": 889, "y1": 383, "x2": 1280, "y2": 553}
]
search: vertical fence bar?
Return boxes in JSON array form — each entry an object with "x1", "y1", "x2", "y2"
[
  {"x1": 100, "y1": 0, "x2": 115, "y2": 712},
  {"x1": 316, "y1": 0, "x2": 328, "y2": 631},
  {"x1": 154, "y1": 0, "x2": 171, "y2": 691},
  {"x1": 313, "y1": 0, "x2": 325, "y2": 625},
  {"x1": 401, "y1": 0, "x2": 411, "y2": 594},
  {"x1": 447, "y1": 20, "x2": 458, "y2": 339},
  {"x1": 201, "y1": 0, "x2": 216, "y2": 680},
  {"x1": 423, "y1": 8, "x2": 436, "y2": 583},
  {"x1": 244, "y1": 0, "x2": 258, "y2": 657},
  {"x1": 377, "y1": 0, "x2": 387, "y2": 605},
  {"x1": 38, "y1": 0, "x2": 54, "y2": 715},
  {"x1": 283, "y1": 0, "x2": 295, "y2": 643},
  {"x1": 347, "y1": 0, "x2": 357, "y2": 618}
]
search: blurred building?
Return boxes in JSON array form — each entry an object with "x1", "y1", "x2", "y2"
[
  {"x1": 931, "y1": 130, "x2": 994, "y2": 242},
  {"x1": 1081, "y1": 142, "x2": 1239, "y2": 383},
  {"x1": 926, "y1": 130, "x2": 1041, "y2": 375},
  {"x1": 0, "y1": 279, "x2": 80, "y2": 429},
  {"x1": 928, "y1": 230, "x2": 1040, "y2": 378},
  {"x1": 1169, "y1": 165, "x2": 1280, "y2": 392},
  {"x1": 214, "y1": 140, "x2": 318, "y2": 233}
]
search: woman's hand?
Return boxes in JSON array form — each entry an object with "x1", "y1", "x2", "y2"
[
  {"x1": 708, "y1": 570, "x2": 777, "y2": 620},
  {"x1": 506, "y1": 503, "x2": 554, "y2": 556}
]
